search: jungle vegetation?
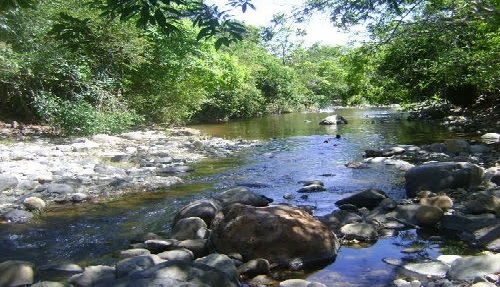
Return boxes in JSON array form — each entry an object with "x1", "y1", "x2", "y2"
[{"x1": 1, "y1": 0, "x2": 498, "y2": 134}]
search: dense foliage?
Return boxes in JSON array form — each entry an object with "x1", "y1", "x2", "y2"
[{"x1": 0, "y1": 0, "x2": 498, "y2": 135}]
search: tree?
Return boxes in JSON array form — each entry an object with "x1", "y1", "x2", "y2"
[
  {"x1": 91, "y1": 0, "x2": 257, "y2": 49},
  {"x1": 290, "y1": 45, "x2": 349, "y2": 106},
  {"x1": 301, "y1": 0, "x2": 500, "y2": 105}
]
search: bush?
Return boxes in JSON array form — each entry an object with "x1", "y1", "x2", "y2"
[{"x1": 33, "y1": 92, "x2": 142, "y2": 135}]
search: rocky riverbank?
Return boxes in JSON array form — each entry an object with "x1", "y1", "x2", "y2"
[
  {"x1": 1, "y1": 120, "x2": 499, "y2": 286},
  {"x1": 0, "y1": 121, "x2": 260, "y2": 223}
]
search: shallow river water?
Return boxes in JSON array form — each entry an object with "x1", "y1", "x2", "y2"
[{"x1": 0, "y1": 108, "x2": 471, "y2": 286}]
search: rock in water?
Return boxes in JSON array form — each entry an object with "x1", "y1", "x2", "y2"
[
  {"x1": 0, "y1": 260, "x2": 35, "y2": 287},
  {"x1": 335, "y1": 188, "x2": 388, "y2": 209},
  {"x1": 213, "y1": 186, "x2": 271, "y2": 207},
  {"x1": 319, "y1": 115, "x2": 348, "y2": 125},
  {"x1": 405, "y1": 162, "x2": 483, "y2": 197},
  {"x1": 211, "y1": 204, "x2": 339, "y2": 269}
]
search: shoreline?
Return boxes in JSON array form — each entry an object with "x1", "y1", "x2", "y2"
[{"x1": 0, "y1": 123, "x2": 260, "y2": 223}]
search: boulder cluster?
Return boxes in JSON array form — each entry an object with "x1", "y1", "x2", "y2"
[
  {"x1": 340, "y1": 132, "x2": 500, "y2": 286},
  {"x1": 0, "y1": 186, "x2": 339, "y2": 286}
]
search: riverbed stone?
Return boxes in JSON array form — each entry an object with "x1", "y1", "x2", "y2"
[
  {"x1": 115, "y1": 255, "x2": 164, "y2": 278},
  {"x1": 237, "y1": 258, "x2": 270, "y2": 276},
  {"x1": 440, "y1": 215, "x2": 500, "y2": 252},
  {"x1": 447, "y1": 254, "x2": 500, "y2": 280},
  {"x1": 46, "y1": 183, "x2": 74, "y2": 195},
  {"x1": 31, "y1": 282, "x2": 73, "y2": 287},
  {"x1": 415, "y1": 205, "x2": 444, "y2": 226},
  {"x1": 340, "y1": 222, "x2": 379, "y2": 242},
  {"x1": 23, "y1": 196, "x2": 46, "y2": 211},
  {"x1": 401, "y1": 261, "x2": 450, "y2": 279},
  {"x1": 335, "y1": 188, "x2": 388, "y2": 209},
  {"x1": 464, "y1": 193, "x2": 500, "y2": 215},
  {"x1": 158, "y1": 248, "x2": 194, "y2": 261},
  {"x1": 2, "y1": 209, "x2": 33, "y2": 223},
  {"x1": 120, "y1": 260, "x2": 240, "y2": 287},
  {"x1": 194, "y1": 253, "x2": 239, "y2": 283},
  {"x1": 93, "y1": 164, "x2": 126, "y2": 176},
  {"x1": 319, "y1": 115, "x2": 348, "y2": 125},
  {"x1": 211, "y1": 203, "x2": 339, "y2": 269},
  {"x1": 67, "y1": 265, "x2": 116, "y2": 287},
  {"x1": 297, "y1": 183, "x2": 326, "y2": 193},
  {"x1": 0, "y1": 260, "x2": 35, "y2": 287},
  {"x1": 445, "y1": 139, "x2": 470, "y2": 154},
  {"x1": 119, "y1": 248, "x2": 151, "y2": 258},
  {"x1": 0, "y1": 174, "x2": 18, "y2": 191},
  {"x1": 470, "y1": 144, "x2": 490, "y2": 154},
  {"x1": 145, "y1": 239, "x2": 178, "y2": 254},
  {"x1": 177, "y1": 239, "x2": 209, "y2": 258},
  {"x1": 157, "y1": 165, "x2": 194, "y2": 174},
  {"x1": 172, "y1": 199, "x2": 221, "y2": 228},
  {"x1": 319, "y1": 210, "x2": 363, "y2": 232},
  {"x1": 481, "y1": 133, "x2": 500, "y2": 144},
  {"x1": 171, "y1": 217, "x2": 208, "y2": 241},
  {"x1": 213, "y1": 186, "x2": 271, "y2": 207},
  {"x1": 41, "y1": 263, "x2": 84, "y2": 277},
  {"x1": 405, "y1": 162, "x2": 483, "y2": 197},
  {"x1": 279, "y1": 279, "x2": 327, "y2": 287},
  {"x1": 419, "y1": 195, "x2": 453, "y2": 210}
]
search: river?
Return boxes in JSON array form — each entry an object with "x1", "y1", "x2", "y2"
[{"x1": 0, "y1": 107, "x2": 468, "y2": 286}]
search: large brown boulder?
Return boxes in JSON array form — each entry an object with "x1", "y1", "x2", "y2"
[{"x1": 211, "y1": 204, "x2": 339, "y2": 269}]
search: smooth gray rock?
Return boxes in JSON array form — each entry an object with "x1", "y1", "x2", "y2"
[
  {"x1": 0, "y1": 260, "x2": 35, "y2": 287},
  {"x1": 115, "y1": 255, "x2": 164, "y2": 278},
  {"x1": 319, "y1": 115, "x2": 348, "y2": 125},
  {"x1": 319, "y1": 210, "x2": 363, "y2": 232},
  {"x1": 340, "y1": 223, "x2": 379, "y2": 242},
  {"x1": 279, "y1": 279, "x2": 327, "y2": 287},
  {"x1": 237, "y1": 258, "x2": 270, "y2": 276},
  {"x1": 447, "y1": 254, "x2": 500, "y2": 280},
  {"x1": 297, "y1": 184, "x2": 326, "y2": 193},
  {"x1": 31, "y1": 282, "x2": 73, "y2": 287},
  {"x1": 194, "y1": 253, "x2": 239, "y2": 282},
  {"x1": 405, "y1": 162, "x2": 483, "y2": 197},
  {"x1": 213, "y1": 186, "x2": 271, "y2": 207},
  {"x1": 144, "y1": 239, "x2": 178, "y2": 254},
  {"x1": 119, "y1": 248, "x2": 151, "y2": 259},
  {"x1": 68, "y1": 265, "x2": 116, "y2": 287},
  {"x1": 440, "y1": 215, "x2": 500, "y2": 252},
  {"x1": 335, "y1": 188, "x2": 388, "y2": 209},
  {"x1": 401, "y1": 261, "x2": 449, "y2": 279},
  {"x1": 464, "y1": 193, "x2": 500, "y2": 214},
  {"x1": 46, "y1": 183, "x2": 74, "y2": 195},
  {"x1": 172, "y1": 199, "x2": 221, "y2": 228},
  {"x1": 445, "y1": 139, "x2": 470, "y2": 154},
  {"x1": 2, "y1": 209, "x2": 33, "y2": 223},
  {"x1": 123, "y1": 260, "x2": 240, "y2": 287},
  {"x1": 481, "y1": 133, "x2": 500, "y2": 144},
  {"x1": 171, "y1": 217, "x2": 208, "y2": 241},
  {"x1": 93, "y1": 164, "x2": 126, "y2": 176},
  {"x1": 157, "y1": 166, "x2": 194, "y2": 174},
  {"x1": 0, "y1": 174, "x2": 18, "y2": 191},
  {"x1": 177, "y1": 239, "x2": 209, "y2": 259},
  {"x1": 158, "y1": 249, "x2": 194, "y2": 261}
]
